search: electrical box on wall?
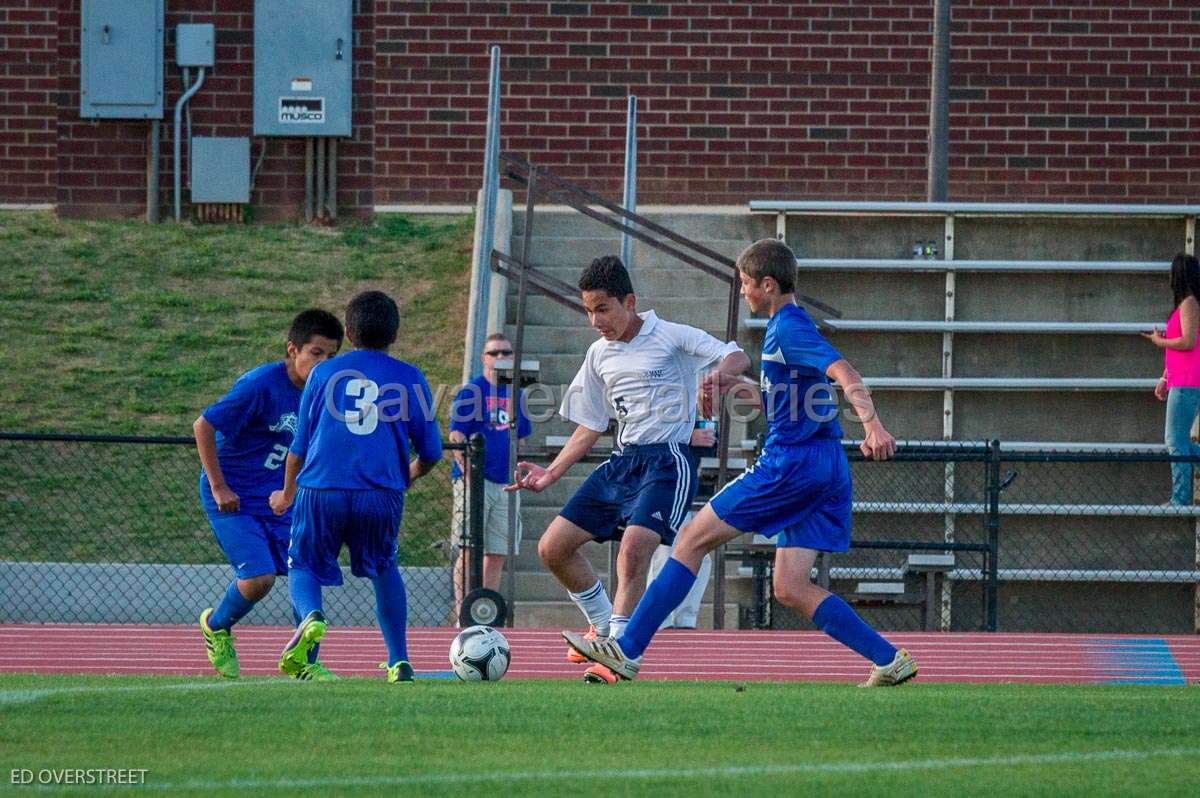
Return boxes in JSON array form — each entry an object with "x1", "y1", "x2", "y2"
[
  {"x1": 80, "y1": 0, "x2": 164, "y2": 119},
  {"x1": 176, "y1": 23, "x2": 215, "y2": 68},
  {"x1": 191, "y1": 137, "x2": 251, "y2": 203},
  {"x1": 253, "y1": 0, "x2": 352, "y2": 137}
]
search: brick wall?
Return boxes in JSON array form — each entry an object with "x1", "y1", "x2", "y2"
[
  {"x1": 0, "y1": 0, "x2": 57, "y2": 204},
  {"x1": 49, "y1": 0, "x2": 375, "y2": 219},
  {"x1": 3, "y1": 1, "x2": 1198, "y2": 216}
]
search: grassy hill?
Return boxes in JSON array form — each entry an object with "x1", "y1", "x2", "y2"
[
  {"x1": 0, "y1": 212, "x2": 474, "y2": 569},
  {"x1": 0, "y1": 211, "x2": 473, "y2": 434}
]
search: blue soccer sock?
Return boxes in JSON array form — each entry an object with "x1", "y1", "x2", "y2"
[
  {"x1": 208, "y1": 580, "x2": 255, "y2": 632},
  {"x1": 287, "y1": 568, "x2": 324, "y2": 621},
  {"x1": 617, "y1": 558, "x2": 697, "y2": 659},
  {"x1": 371, "y1": 565, "x2": 409, "y2": 666},
  {"x1": 292, "y1": 608, "x2": 320, "y2": 664},
  {"x1": 812, "y1": 594, "x2": 897, "y2": 666}
]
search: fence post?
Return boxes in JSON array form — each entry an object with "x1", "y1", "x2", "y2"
[
  {"x1": 467, "y1": 433, "x2": 486, "y2": 595},
  {"x1": 986, "y1": 438, "x2": 1002, "y2": 631}
]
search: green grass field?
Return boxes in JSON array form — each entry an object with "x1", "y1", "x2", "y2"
[
  {"x1": 1, "y1": 675, "x2": 1197, "y2": 796},
  {"x1": 0, "y1": 212, "x2": 473, "y2": 566}
]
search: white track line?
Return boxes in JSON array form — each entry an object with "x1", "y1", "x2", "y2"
[
  {"x1": 0, "y1": 679, "x2": 294, "y2": 706},
  {"x1": 49, "y1": 747, "x2": 1200, "y2": 792}
]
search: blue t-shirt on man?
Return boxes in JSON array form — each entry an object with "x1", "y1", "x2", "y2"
[
  {"x1": 761, "y1": 302, "x2": 845, "y2": 447},
  {"x1": 200, "y1": 361, "x2": 300, "y2": 518},
  {"x1": 290, "y1": 349, "x2": 444, "y2": 490},
  {"x1": 449, "y1": 375, "x2": 532, "y2": 483}
]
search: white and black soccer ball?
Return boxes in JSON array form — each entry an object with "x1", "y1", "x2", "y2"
[{"x1": 449, "y1": 625, "x2": 510, "y2": 682}]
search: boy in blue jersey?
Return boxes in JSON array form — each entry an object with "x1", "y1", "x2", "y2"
[
  {"x1": 269, "y1": 291, "x2": 444, "y2": 684},
  {"x1": 448, "y1": 332, "x2": 532, "y2": 623},
  {"x1": 195, "y1": 309, "x2": 344, "y2": 679},
  {"x1": 566, "y1": 239, "x2": 918, "y2": 687}
]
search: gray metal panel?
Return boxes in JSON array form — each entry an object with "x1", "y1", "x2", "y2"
[
  {"x1": 253, "y1": 0, "x2": 352, "y2": 136},
  {"x1": 190, "y1": 137, "x2": 250, "y2": 203},
  {"x1": 80, "y1": 0, "x2": 164, "y2": 119},
  {"x1": 176, "y1": 23, "x2": 215, "y2": 68}
]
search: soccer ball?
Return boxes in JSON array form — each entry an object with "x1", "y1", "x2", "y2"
[{"x1": 449, "y1": 625, "x2": 511, "y2": 681}]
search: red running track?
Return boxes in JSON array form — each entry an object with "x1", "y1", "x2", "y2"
[{"x1": 1, "y1": 625, "x2": 1197, "y2": 684}]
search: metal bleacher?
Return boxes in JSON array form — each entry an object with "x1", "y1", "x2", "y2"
[{"x1": 737, "y1": 200, "x2": 1200, "y2": 631}]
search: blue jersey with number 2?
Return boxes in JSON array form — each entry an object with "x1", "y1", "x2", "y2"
[
  {"x1": 291, "y1": 350, "x2": 444, "y2": 491},
  {"x1": 200, "y1": 361, "x2": 301, "y2": 518}
]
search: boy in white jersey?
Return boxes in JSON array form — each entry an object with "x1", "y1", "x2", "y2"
[
  {"x1": 566, "y1": 239, "x2": 917, "y2": 687},
  {"x1": 506, "y1": 255, "x2": 750, "y2": 683}
]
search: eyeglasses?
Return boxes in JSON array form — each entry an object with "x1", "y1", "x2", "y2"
[{"x1": 484, "y1": 348, "x2": 514, "y2": 357}]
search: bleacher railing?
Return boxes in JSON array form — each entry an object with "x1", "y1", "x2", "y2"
[{"x1": 731, "y1": 439, "x2": 1200, "y2": 634}]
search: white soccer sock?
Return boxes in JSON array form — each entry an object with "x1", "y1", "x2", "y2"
[
  {"x1": 567, "y1": 580, "x2": 612, "y2": 637},
  {"x1": 608, "y1": 614, "x2": 630, "y2": 639}
]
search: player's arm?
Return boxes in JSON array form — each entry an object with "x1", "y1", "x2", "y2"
[
  {"x1": 826, "y1": 358, "x2": 896, "y2": 462},
  {"x1": 193, "y1": 415, "x2": 239, "y2": 512},
  {"x1": 505, "y1": 423, "x2": 603, "y2": 494},
  {"x1": 270, "y1": 452, "x2": 305, "y2": 515},
  {"x1": 270, "y1": 371, "x2": 319, "y2": 515},
  {"x1": 699, "y1": 350, "x2": 754, "y2": 417},
  {"x1": 407, "y1": 372, "x2": 445, "y2": 484}
]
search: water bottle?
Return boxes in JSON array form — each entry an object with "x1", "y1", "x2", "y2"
[
  {"x1": 696, "y1": 418, "x2": 718, "y2": 454},
  {"x1": 912, "y1": 242, "x2": 923, "y2": 259}
]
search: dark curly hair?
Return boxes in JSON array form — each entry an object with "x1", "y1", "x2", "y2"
[{"x1": 578, "y1": 255, "x2": 634, "y2": 301}]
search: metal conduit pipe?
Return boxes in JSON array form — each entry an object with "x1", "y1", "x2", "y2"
[
  {"x1": 304, "y1": 137, "x2": 314, "y2": 223},
  {"x1": 172, "y1": 66, "x2": 205, "y2": 222},
  {"x1": 315, "y1": 136, "x2": 326, "y2": 220}
]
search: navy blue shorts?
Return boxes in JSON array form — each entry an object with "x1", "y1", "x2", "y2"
[
  {"x1": 288, "y1": 487, "x2": 405, "y2": 586},
  {"x1": 205, "y1": 509, "x2": 291, "y2": 579},
  {"x1": 709, "y1": 437, "x2": 852, "y2": 552},
  {"x1": 560, "y1": 442, "x2": 698, "y2": 546}
]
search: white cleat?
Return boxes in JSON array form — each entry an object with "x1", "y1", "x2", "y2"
[
  {"x1": 859, "y1": 648, "x2": 918, "y2": 687},
  {"x1": 562, "y1": 630, "x2": 642, "y2": 681}
]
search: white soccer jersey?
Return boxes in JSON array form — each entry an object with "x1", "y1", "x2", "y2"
[{"x1": 559, "y1": 310, "x2": 743, "y2": 448}]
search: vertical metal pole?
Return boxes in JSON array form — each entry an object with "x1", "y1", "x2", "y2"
[
  {"x1": 927, "y1": 0, "x2": 950, "y2": 201},
  {"x1": 621, "y1": 95, "x2": 638, "y2": 270},
  {"x1": 504, "y1": 165, "x2": 537, "y2": 626},
  {"x1": 468, "y1": 433, "x2": 486, "y2": 595},
  {"x1": 711, "y1": 270, "x2": 743, "y2": 630},
  {"x1": 468, "y1": 46, "x2": 503, "y2": 381},
  {"x1": 986, "y1": 438, "x2": 1001, "y2": 631},
  {"x1": 327, "y1": 138, "x2": 338, "y2": 220},
  {"x1": 941, "y1": 214, "x2": 956, "y2": 630},
  {"x1": 146, "y1": 121, "x2": 160, "y2": 224},
  {"x1": 304, "y1": 137, "x2": 314, "y2": 223},
  {"x1": 316, "y1": 137, "x2": 326, "y2": 221}
]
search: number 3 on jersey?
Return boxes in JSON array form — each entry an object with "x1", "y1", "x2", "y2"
[{"x1": 345, "y1": 378, "x2": 380, "y2": 435}]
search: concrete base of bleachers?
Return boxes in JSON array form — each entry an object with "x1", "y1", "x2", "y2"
[{"x1": 0, "y1": 562, "x2": 451, "y2": 627}]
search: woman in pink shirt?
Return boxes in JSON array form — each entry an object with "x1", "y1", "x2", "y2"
[{"x1": 1143, "y1": 253, "x2": 1200, "y2": 505}]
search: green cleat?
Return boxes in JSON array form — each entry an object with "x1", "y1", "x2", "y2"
[
  {"x1": 380, "y1": 661, "x2": 415, "y2": 684},
  {"x1": 199, "y1": 608, "x2": 239, "y2": 679},
  {"x1": 278, "y1": 610, "x2": 328, "y2": 677},
  {"x1": 295, "y1": 661, "x2": 338, "y2": 682}
]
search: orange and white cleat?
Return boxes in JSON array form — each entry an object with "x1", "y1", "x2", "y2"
[
  {"x1": 566, "y1": 625, "x2": 599, "y2": 664},
  {"x1": 582, "y1": 662, "x2": 620, "y2": 685}
]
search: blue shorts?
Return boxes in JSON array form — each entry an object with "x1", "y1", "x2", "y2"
[
  {"x1": 560, "y1": 442, "x2": 698, "y2": 546},
  {"x1": 709, "y1": 437, "x2": 852, "y2": 552},
  {"x1": 205, "y1": 509, "x2": 291, "y2": 579},
  {"x1": 288, "y1": 487, "x2": 405, "y2": 586}
]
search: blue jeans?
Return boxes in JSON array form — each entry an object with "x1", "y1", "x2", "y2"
[{"x1": 1165, "y1": 387, "x2": 1200, "y2": 504}]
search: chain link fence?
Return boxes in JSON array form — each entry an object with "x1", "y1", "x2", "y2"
[
  {"x1": 731, "y1": 441, "x2": 1200, "y2": 635},
  {"x1": 4, "y1": 434, "x2": 1198, "y2": 634},
  {"x1": 0, "y1": 432, "x2": 481, "y2": 628}
]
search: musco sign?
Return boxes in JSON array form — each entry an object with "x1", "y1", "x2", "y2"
[{"x1": 279, "y1": 97, "x2": 325, "y2": 124}]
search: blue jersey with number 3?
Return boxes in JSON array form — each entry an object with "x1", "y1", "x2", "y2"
[
  {"x1": 291, "y1": 350, "x2": 444, "y2": 491},
  {"x1": 200, "y1": 361, "x2": 301, "y2": 518}
]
